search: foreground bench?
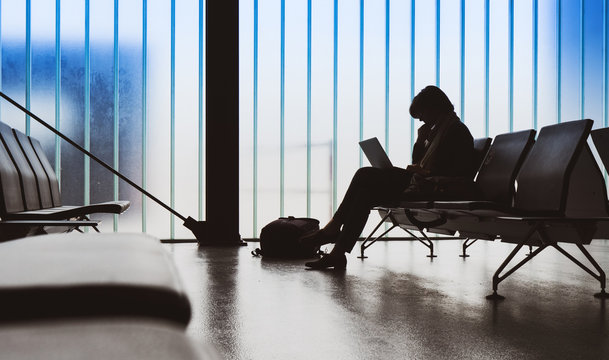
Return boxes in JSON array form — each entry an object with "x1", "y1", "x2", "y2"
[
  {"x1": 0, "y1": 232, "x2": 221, "y2": 358},
  {"x1": 0, "y1": 233, "x2": 191, "y2": 325},
  {"x1": 0, "y1": 319, "x2": 221, "y2": 360}
]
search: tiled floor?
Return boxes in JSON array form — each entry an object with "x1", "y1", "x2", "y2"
[{"x1": 165, "y1": 239, "x2": 609, "y2": 360}]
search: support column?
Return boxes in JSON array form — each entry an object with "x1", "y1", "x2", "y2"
[{"x1": 204, "y1": 0, "x2": 243, "y2": 245}]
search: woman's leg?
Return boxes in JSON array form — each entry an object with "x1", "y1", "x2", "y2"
[
  {"x1": 332, "y1": 167, "x2": 387, "y2": 226},
  {"x1": 333, "y1": 168, "x2": 409, "y2": 253},
  {"x1": 306, "y1": 166, "x2": 411, "y2": 268},
  {"x1": 302, "y1": 167, "x2": 390, "y2": 244}
]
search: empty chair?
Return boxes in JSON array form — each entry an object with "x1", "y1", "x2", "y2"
[
  {"x1": 0, "y1": 123, "x2": 129, "y2": 221},
  {"x1": 434, "y1": 129, "x2": 537, "y2": 212},
  {"x1": 471, "y1": 137, "x2": 492, "y2": 178}
]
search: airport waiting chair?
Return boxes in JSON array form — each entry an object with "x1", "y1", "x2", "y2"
[
  {"x1": 0, "y1": 121, "x2": 129, "y2": 240},
  {"x1": 396, "y1": 120, "x2": 609, "y2": 298},
  {"x1": 359, "y1": 133, "x2": 528, "y2": 259}
]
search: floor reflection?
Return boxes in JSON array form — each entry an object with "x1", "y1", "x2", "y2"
[{"x1": 168, "y1": 239, "x2": 609, "y2": 360}]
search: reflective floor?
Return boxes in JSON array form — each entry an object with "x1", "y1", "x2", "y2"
[{"x1": 166, "y1": 239, "x2": 609, "y2": 360}]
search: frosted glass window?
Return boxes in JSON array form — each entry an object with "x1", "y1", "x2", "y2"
[{"x1": 0, "y1": 0, "x2": 607, "y2": 239}]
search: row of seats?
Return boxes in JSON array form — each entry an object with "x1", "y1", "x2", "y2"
[
  {"x1": 0, "y1": 232, "x2": 219, "y2": 359},
  {"x1": 362, "y1": 119, "x2": 609, "y2": 299},
  {"x1": 0, "y1": 121, "x2": 130, "y2": 240}
]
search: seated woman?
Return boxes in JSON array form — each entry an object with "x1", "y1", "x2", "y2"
[{"x1": 303, "y1": 85, "x2": 475, "y2": 269}]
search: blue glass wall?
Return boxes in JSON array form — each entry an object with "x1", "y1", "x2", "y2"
[{"x1": 0, "y1": 0, "x2": 607, "y2": 239}]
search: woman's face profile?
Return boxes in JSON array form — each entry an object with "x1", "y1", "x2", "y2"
[{"x1": 418, "y1": 111, "x2": 433, "y2": 124}]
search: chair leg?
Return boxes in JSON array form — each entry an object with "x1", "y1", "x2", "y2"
[
  {"x1": 403, "y1": 228, "x2": 437, "y2": 258},
  {"x1": 486, "y1": 224, "x2": 542, "y2": 300},
  {"x1": 552, "y1": 243, "x2": 609, "y2": 299},
  {"x1": 459, "y1": 238, "x2": 478, "y2": 258},
  {"x1": 358, "y1": 210, "x2": 396, "y2": 259}
]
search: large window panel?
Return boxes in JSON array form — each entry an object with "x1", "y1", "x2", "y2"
[
  {"x1": 239, "y1": 0, "x2": 255, "y2": 238},
  {"x1": 438, "y1": 0, "x2": 462, "y2": 121},
  {"x1": 256, "y1": 0, "x2": 282, "y2": 232},
  {"x1": 118, "y1": 0, "x2": 144, "y2": 233},
  {"x1": 0, "y1": 0, "x2": 607, "y2": 240},
  {"x1": 310, "y1": 0, "x2": 334, "y2": 224},
  {"x1": 413, "y1": 0, "x2": 436, "y2": 93},
  {"x1": 89, "y1": 0, "x2": 117, "y2": 232},
  {"x1": 173, "y1": 0, "x2": 200, "y2": 238},
  {"x1": 283, "y1": 0, "x2": 309, "y2": 218},
  {"x1": 488, "y1": 0, "x2": 510, "y2": 136},
  {"x1": 582, "y1": 0, "x2": 604, "y2": 129},
  {"x1": 336, "y1": 0, "x2": 361, "y2": 219},
  {"x1": 537, "y1": 0, "x2": 558, "y2": 128},
  {"x1": 513, "y1": 0, "x2": 534, "y2": 132},
  {"x1": 30, "y1": 0, "x2": 57, "y2": 161},
  {"x1": 146, "y1": 0, "x2": 172, "y2": 239},
  {"x1": 59, "y1": 0, "x2": 85, "y2": 207},
  {"x1": 387, "y1": 0, "x2": 412, "y2": 169},
  {"x1": 1, "y1": 1, "x2": 27, "y2": 130},
  {"x1": 463, "y1": 0, "x2": 485, "y2": 138},
  {"x1": 559, "y1": 0, "x2": 581, "y2": 122}
]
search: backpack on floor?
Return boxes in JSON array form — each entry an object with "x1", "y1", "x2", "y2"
[{"x1": 252, "y1": 216, "x2": 321, "y2": 259}]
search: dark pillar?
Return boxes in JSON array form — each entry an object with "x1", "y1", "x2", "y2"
[{"x1": 203, "y1": 0, "x2": 243, "y2": 245}]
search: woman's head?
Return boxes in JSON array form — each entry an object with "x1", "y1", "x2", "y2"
[{"x1": 409, "y1": 86, "x2": 454, "y2": 124}]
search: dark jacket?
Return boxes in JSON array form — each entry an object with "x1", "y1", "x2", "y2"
[{"x1": 411, "y1": 119, "x2": 474, "y2": 178}]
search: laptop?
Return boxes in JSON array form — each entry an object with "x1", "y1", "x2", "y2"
[{"x1": 359, "y1": 137, "x2": 393, "y2": 169}]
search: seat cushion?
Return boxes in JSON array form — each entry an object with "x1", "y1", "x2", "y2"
[
  {"x1": 6, "y1": 201, "x2": 131, "y2": 220},
  {"x1": 432, "y1": 200, "x2": 512, "y2": 212},
  {"x1": 0, "y1": 233, "x2": 190, "y2": 326},
  {"x1": 0, "y1": 319, "x2": 221, "y2": 360}
]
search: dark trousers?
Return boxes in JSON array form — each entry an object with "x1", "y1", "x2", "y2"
[{"x1": 333, "y1": 166, "x2": 412, "y2": 253}]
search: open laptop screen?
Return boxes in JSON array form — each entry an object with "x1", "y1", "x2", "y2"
[{"x1": 359, "y1": 137, "x2": 393, "y2": 169}]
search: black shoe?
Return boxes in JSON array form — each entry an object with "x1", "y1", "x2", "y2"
[
  {"x1": 299, "y1": 229, "x2": 340, "y2": 247},
  {"x1": 305, "y1": 253, "x2": 347, "y2": 270}
]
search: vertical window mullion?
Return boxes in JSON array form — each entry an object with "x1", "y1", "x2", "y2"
[
  {"x1": 113, "y1": 0, "x2": 119, "y2": 231},
  {"x1": 606, "y1": 0, "x2": 608, "y2": 129},
  {"x1": 253, "y1": 0, "x2": 258, "y2": 235},
  {"x1": 484, "y1": 0, "x2": 489, "y2": 133},
  {"x1": 170, "y1": 0, "x2": 175, "y2": 238},
  {"x1": 306, "y1": 0, "x2": 311, "y2": 217},
  {"x1": 198, "y1": 0, "x2": 204, "y2": 221},
  {"x1": 557, "y1": 0, "x2": 562, "y2": 124},
  {"x1": 461, "y1": 0, "x2": 466, "y2": 126},
  {"x1": 359, "y1": 0, "x2": 364, "y2": 168},
  {"x1": 25, "y1": 0, "x2": 31, "y2": 134},
  {"x1": 435, "y1": 0, "x2": 440, "y2": 87},
  {"x1": 280, "y1": 0, "x2": 285, "y2": 216},
  {"x1": 142, "y1": 0, "x2": 148, "y2": 232},
  {"x1": 410, "y1": 0, "x2": 415, "y2": 146},
  {"x1": 385, "y1": 0, "x2": 390, "y2": 150},
  {"x1": 332, "y1": 0, "x2": 338, "y2": 212},
  {"x1": 580, "y1": 0, "x2": 584, "y2": 120},
  {"x1": 533, "y1": 0, "x2": 538, "y2": 130},
  {"x1": 509, "y1": 0, "x2": 513, "y2": 132},
  {"x1": 84, "y1": 0, "x2": 90, "y2": 207},
  {"x1": 55, "y1": 0, "x2": 61, "y2": 182}
]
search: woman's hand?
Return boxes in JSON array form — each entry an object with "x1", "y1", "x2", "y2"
[{"x1": 406, "y1": 164, "x2": 430, "y2": 176}]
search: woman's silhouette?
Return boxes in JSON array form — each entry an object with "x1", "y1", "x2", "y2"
[{"x1": 303, "y1": 85, "x2": 475, "y2": 269}]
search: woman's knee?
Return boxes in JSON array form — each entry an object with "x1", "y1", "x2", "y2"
[{"x1": 353, "y1": 166, "x2": 379, "y2": 179}]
